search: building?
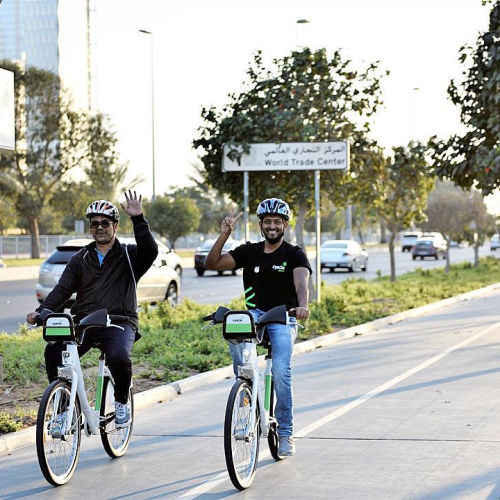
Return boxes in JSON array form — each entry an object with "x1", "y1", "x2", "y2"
[{"x1": 0, "y1": 0, "x2": 92, "y2": 110}]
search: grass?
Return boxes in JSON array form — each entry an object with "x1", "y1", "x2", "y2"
[
  {"x1": 1, "y1": 256, "x2": 500, "y2": 433},
  {"x1": 1, "y1": 258, "x2": 44, "y2": 267}
]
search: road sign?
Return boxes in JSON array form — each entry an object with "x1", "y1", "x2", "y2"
[
  {"x1": 222, "y1": 141, "x2": 349, "y2": 172},
  {"x1": 0, "y1": 68, "x2": 15, "y2": 151}
]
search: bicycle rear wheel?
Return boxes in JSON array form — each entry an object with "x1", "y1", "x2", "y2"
[
  {"x1": 100, "y1": 377, "x2": 133, "y2": 458},
  {"x1": 267, "y1": 381, "x2": 283, "y2": 461},
  {"x1": 224, "y1": 379, "x2": 261, "y2": 490},
  {"x1": 36, "y1": 379, "x2": 82, "y2": 486}
]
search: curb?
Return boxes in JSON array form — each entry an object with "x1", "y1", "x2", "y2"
[{"x1": 2, "y1": 281, "x2": 500, "y2": 455}]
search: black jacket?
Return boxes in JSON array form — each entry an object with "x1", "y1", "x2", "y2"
[{"x1": 36, "y1": 214, "x2": 158, "y2": 330}]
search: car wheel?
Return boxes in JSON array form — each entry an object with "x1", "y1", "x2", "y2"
[
  {"x1": 412, "y1": 255, "x2": 416, "y2": 260},
  {"x1": 348, "y1": 266, "x2": 354, "y2": 273},
  {"x1": 195, "y1": 268, "x2": 205, "y2": 277},
  {"x1": 330, "y1": 268, "x2": 335, "y2": 273},
  {"x1": 435, "y1": 255, "x2": 439, "y2": 260},
  {"x1": 175, "y1": 265, "x2": 183, "y2": 279},
  {"x1": 362, "y1": 261, "x2": 368, "y2": 272},
  {"x1": 165, "y1": 283, "x2": 178, "y2": 306}
]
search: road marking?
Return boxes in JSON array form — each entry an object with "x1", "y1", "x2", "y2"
[{"x1": 175, "y1": 320, "x2": 500, "y2": 499}]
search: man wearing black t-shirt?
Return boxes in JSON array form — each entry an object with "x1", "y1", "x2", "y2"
[{"x1": 205, "y1": 198, "x2": 312, "y2": 458}]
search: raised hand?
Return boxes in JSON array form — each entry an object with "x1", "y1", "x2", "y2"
[
  {"x1": 221, "y1": 207, "x2": 243, "y2": 235},
  {"x1": 121, "y1": 190, "x2": 143, "y2": 217}
]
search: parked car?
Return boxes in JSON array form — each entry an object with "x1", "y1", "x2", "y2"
[
  {"x1": 401, "y1": 231, "x2": 422, "y2": 252},
  {"x1": 491, "y1": 234, "x2": 500, "y2": 251},
  {"x1": 194, "y1": 239, "x2": 243, "y2": 277},
  {"x1": 411, "y1": 236, "x2": 447, "y2": 260},
  {"x1": 154, "y1": 240, "x2": 183, "y2": 277},
  {"x1": 36, "y1": 238, "x2": 181, "y2": 307},
  {"x1": 320, "y1": 240, "x2": 368, "y2": 273}
]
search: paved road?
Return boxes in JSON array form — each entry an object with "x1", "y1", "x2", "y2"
[
  {"x1": 2, "y1": 286, "x2": 500, "y2": 498},
  {"x1": 0, "y1": 246, "x2": 497, "y2": 333}
]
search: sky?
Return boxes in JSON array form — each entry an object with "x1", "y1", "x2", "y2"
[{"x1": 85, "y1": 0, "x2": 494, "y2": 209}]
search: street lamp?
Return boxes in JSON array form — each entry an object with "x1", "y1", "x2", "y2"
[
  {"x1": 296, "y1": 19, "x2": 310, "y2": 48},
  {"x1": 138, "y1": 29, "x2": 156, "y2": 201}
]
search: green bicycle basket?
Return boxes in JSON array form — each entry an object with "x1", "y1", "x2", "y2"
[{"x1": 43, "y1": 313, "x2": 76, "y2": 342}]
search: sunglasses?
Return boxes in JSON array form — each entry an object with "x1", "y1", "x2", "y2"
[{"x1": 89, "y1": 219, "x2": 113, "y2": 229}]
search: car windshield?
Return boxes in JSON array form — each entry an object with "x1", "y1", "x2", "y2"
[
  {"x1": 47, "y1": 248, "x2": 80, "y2": 264},
  {"x1": 417, "y1": 240, "x2": 433, "y2": 246},
  {"x1": 323, "y1": 243, "x2": 348, "y2": 249}
]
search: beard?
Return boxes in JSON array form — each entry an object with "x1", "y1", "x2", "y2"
[{"x1": 263, "y1": 227, "x2": 285, "y2": 245}]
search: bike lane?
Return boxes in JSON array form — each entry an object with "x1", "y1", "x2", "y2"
[{"x1": 2, "y1": 289, "x2": 500, "y2": 499}]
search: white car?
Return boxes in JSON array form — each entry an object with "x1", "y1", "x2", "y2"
[
  {"x1": 491, "y1": 234, "x2": 500, "y2": 251},
  {"x1": 36, "y1": 238, "x2": 181, "y2": 306},
  {"x1": 401, "y1": 231, "x2": 422, "y2": 252},
  {"x1": 320, "y1": 240, "x2": 368, "y2": 273}
]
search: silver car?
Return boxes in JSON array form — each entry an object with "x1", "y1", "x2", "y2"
[
  {"x1": 320, "y1": 240, "x2": 368, "y2": 273},
  {"x1": 36, "y1": 238, "x2": 181, "y2": 307}
]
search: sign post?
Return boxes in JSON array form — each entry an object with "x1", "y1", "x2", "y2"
[{"x1": 222, "y1": 141, "x2": 350, "y2": 302}]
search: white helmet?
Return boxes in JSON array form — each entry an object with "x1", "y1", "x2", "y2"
[
  {"x1": 256, "y1": 198, "x2": 291, "y2": 220},
  {"x1": 85, "y1": 200, "x2": 120, "y2": 221}
]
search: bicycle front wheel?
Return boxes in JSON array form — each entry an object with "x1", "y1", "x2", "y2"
[
  {"x1": 224, "y1": 379, "x2": 261, "y2": 490},
  {"x1": 100, "y1": 377, "x2": 133, "y2": 458},
  {"x1": 267, "y1": 381, "x2": 283, "y2": 462},
  {"x1": 36, "y1": 379, "x2": 82, "y2": 486}
]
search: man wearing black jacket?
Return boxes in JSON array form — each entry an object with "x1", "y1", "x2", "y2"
[{"x1": 27, "y1": 190, "x2": 158, "y2": 428}]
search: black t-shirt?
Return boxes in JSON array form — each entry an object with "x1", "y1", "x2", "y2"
[{"x1": 229, "y1": 241, "x2": 312, "y2": 312}]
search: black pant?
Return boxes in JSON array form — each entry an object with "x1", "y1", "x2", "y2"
[{"x1": 44, "y1": 324, "x2": 136, "y2": 404}]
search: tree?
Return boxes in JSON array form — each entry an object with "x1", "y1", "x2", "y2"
[
  {"x1": 167, "y1": 181, "x2": 233, "y2": 235},
  {"x1": 432, "y1": 2, "x2": 500, "y2": 196},
  {"x1": 194, "y1": 48, "x2": 387, "y2": 252},
  {"x1": 145, "y1": 195, "x2": 200, "y2": 248},
  {"x1": 0, "y1": 195, "x2": 14, "y2": 234},
  {"x1": 422, "y1": 180, "x2": 496, "y2": 269},
  {"x1": 347, "y1": 141, "x2": 434, "y2": 282},
  {"x1": 51, "y1": 114, "x2": 142, "y2": 234},
  {"x1": 0, "y1": 60, "x2": 92, "y2": 257}
]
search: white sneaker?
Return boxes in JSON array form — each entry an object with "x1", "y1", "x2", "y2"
[
  {"x1": 278, "y1": 436, "x2": 296, "y2": 457},
  {"x1": 114, "y1": 401, "x2": 131, "y2": 428}
]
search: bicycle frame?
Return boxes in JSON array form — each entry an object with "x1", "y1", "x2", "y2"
[
  {"x1": 237, "y1": 339, "x2": 275, "y2": 438},
  {"x1": 55, "y1": 343, "x2": 112, "y2": 436}
]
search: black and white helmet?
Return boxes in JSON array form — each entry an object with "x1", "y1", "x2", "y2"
[
  {"x1": 85, "y1": 200, "x2": 120, "y2": 221},
  {"x1": 256, "y1": 198, "x2": 291, "y2": 220}
]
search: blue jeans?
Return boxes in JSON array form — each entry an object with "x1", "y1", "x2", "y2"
[{"x1": 228, "y1": 309, "x2": 297, "y2": 437}]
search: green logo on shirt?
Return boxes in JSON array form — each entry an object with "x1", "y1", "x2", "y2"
[{"x1": 272, "y1": 261, "x2": 287, "y2": 273}]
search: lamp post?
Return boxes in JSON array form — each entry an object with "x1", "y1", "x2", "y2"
[
  {"x1": 138, "y1": 29, "x2": 156, "y2": 201},
  {"x1": 296, "y1": 19, "x2": 310, "y2": 48}
]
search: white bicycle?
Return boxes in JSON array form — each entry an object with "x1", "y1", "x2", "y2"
[
  {"x1": 203, "y1": 305, "x2": 301, "y2": 490},
  {"x1": 32, "y1": 309, "x2": 134, "y2": 486}
]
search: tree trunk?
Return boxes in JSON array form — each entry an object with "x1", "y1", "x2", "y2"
[
  {"x1": 388, "y1": 229, "x2": 396, "y2": 283},
  {"x1": 380, "y1": 218, "x2": 387, "y2": 244},
  {"x1": 295, "y1": 203, "x2": 307, "y2": 251},
  {"x1": 474, "y1": 242, "x2": 480, "y2": 267},
  {"x1": 358, "y1": 230, "x2": 365, "y2": 245},
  {"x1": 28, "y1": 216, "x2": 40, "y2": 259}
]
